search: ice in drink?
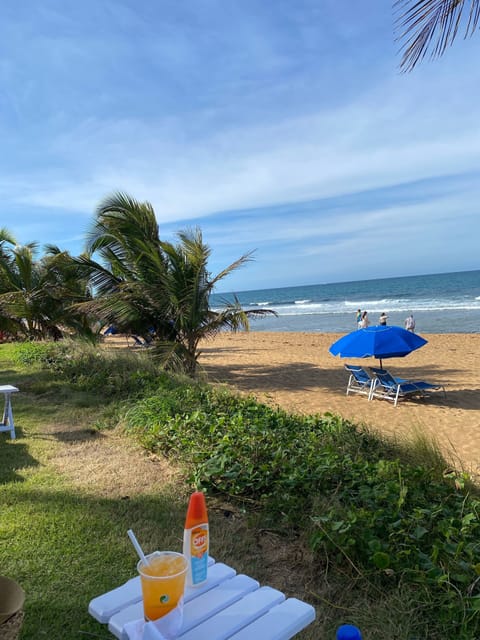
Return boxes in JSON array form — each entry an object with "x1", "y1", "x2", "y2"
[{"x1": 137, "y1": 551, "x2": 187, "y2": 621}]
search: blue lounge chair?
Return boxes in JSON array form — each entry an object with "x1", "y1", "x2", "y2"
[
  {"x1": 344, "y1": 364, "x2": 375, "y2": 398},
  {"x1": 369, "y1": 366, "x2": 407, "y2": 384},
  {"x1": 369, "y1": 367, "x2": 446, "y2": 406}
]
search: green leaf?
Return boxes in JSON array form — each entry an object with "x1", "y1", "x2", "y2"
[
  {"x1": 412, "y1": 526, "x2": 428, "y2": 540},
  {"x1": 372, "y1": 552, "x2": 390, "y2": 569}
]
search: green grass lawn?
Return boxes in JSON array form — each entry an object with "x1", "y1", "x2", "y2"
[
  {"x1": 0, "y1": 347, "x2": 189, "y2": 639},
  {"x1": 0, "y1": 345, "x2": 314, "y2": 639}
]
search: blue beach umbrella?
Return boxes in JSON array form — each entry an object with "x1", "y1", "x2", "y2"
[{"x1": 329, "y1": 325, "x2": 428, "y2": 368}]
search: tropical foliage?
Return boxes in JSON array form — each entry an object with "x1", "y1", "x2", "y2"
[
  {"x1": 76, "y1": 192, "x2": 274, "y2": 375},
  {"x1": 0, "y1": 230, "x2": 92, "y2": 340},
  {"x1": 395, "y1": 0, "x2": 480, "y2": 71},
  {"x1": 0, "y1": 193, "x2": 273, "y2": 375},
  {"x1": 121, "y1": 379, "x2": 480, "y2": 639}
]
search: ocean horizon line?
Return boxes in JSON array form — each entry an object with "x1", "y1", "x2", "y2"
[
  {"x1": 218, "y1": 267, "x2": 479, "y2": 297},
  {"x1": 211, "y1": 270, "x2": 480, "y2": 334}
]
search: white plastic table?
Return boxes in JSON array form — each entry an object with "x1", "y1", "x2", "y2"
[
  {"x1": 0, "y1": 385, "x2": 19, "y2": 440},
  {"x1": 88, "y1": 556, "x2": 316, "y2": 640}
]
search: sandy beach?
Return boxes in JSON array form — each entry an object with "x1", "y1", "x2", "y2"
[{"x1": 199, "y1": 332, "x2": 480, "y2": 476}]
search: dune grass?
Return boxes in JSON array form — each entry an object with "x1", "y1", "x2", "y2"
[{"x1": 1, "y1": 341, "x2": 479, "y2": 639}]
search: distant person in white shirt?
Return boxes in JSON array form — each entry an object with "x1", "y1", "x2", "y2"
[
  {"x1": 405, "y1": 314, "x2": 415, "y2": 332},
  {"x1": 360, "y1": 311, "x2": 370, "y2": 328},
  {"x1": 379, "y1": 312, "x2": 388, "y2": 326}
]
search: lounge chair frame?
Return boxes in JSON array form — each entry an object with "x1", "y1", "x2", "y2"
[
  {"x1": 368, "y1": 367, "x2": 446, "y2": 407},
  {"x1": 344, "y1": 364, "x2": 375, "y2": 398}
]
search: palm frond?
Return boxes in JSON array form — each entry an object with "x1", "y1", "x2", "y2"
[
  {"x1": 43, "y1": 244, "x2": 64, "y2": 256},
  {"x1": 79, "y1": 193, "x2": 271, "y2": 375},
  {"x1": 395, "y1": 0, "x2": 480, "y2": 72},
  {"x1": 0, "y1": 228, "x2": 16, "y2": 245},
  {"x1": 86, "y1": 192, "x2": 159, "y2": 254},
  {"x1": 210, "y1": 252, "x2": 255, "y2": 289},
  {"x1": 151, "y1": 340, "x2": 193, "y2": 374}
]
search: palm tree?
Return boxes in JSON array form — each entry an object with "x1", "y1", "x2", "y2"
[
  {"x1": 77, "y1": 192, "x2": 176, "y2": 341},
  {"x1": 0, "y1": 229, "x2": 19, "y2": 337},
  {"x1": 395, "y1": 0, "x2": 480, "y2": 71},
  {"x1": 0, "y1": 237, "x2": 93, "y2": 340},
  {"x1": 155, "y1": 227, "x2": 268, "y2": 375},
  {"x1": 78, "y1": 192, "x2": 275, "y2": 375}
]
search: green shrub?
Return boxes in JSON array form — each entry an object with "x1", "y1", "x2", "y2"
[
  {"x1": 311, "y1": 459, "x2": 480, "y2": 633},
  {"x1": 12, "y1": 341, "x2": 60, "y2": 365},
  {"x1": 14, "y1": 339, "x2": 163, "y2": 398},
  {"x1": 123, "y1": 382, "x2": 480, "y2": 637}
]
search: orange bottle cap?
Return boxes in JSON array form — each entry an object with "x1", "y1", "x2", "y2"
[{"x1": 185, "y1": 491, "x2": 208, "y2": 528}]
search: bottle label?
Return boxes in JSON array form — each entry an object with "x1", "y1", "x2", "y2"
[{"x1": 189, "y1": 525, "x2": 208, "y2": 584}]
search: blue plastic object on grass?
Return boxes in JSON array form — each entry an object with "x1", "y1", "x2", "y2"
[{"x1": 336, "y1": 624, "x2": 362, "y2": 639}]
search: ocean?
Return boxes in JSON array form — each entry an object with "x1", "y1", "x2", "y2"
[{"x1": 211, "y1": 270, "x2": 480, "y2": 334}]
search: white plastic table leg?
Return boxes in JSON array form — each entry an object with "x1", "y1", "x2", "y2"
[{"x1": 0, "y1": 386, "x2": 19, "y2": 440}]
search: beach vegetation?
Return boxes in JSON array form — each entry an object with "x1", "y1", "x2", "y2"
[
  {"x1": 12, "y1": 339, "x2": 162, "y2": 400},
  {"x1": 74, "y1": 192, "x2": 275, "y2": 375},
  {"x1": 395, "y1": 0, "x2": 480, "y2": 72},
  {"x1": 7, "y1": 341, "x2": 478, "y2": 639},
  {"x1": 0, "y1": 233, "x2": 94, "y2": 341},
  {"x1": 0, "y1": 193, "x2": 275, "y2": 375},
  {"x1": 121, "y1": 382, "x2": 480, "y2": 638}
]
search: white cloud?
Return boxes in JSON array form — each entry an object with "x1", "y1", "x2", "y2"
[
  {"x1": 5, "y1": 80, "x2": 480, "y2": 231},
  {"x1": 1, "y1": 0, "x2": 479, "y2": 289}
]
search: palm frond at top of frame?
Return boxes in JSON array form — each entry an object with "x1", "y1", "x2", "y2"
[{"x1": 394, "y1": 0, "x2": 480, "y2": 71}]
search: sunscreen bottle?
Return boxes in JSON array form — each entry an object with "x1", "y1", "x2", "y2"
[{"x1": 183, "y1": 491, "x2": 209, "y2": 587}]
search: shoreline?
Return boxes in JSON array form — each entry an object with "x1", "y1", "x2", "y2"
[
  {"x1": 246, "y1": 310, "x2": 480, "y2": 334},
  {"x1": 199, "y1": 331, "x2": 480, "y2": 476}
]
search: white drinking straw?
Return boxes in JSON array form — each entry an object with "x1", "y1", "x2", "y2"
[{"x1": 127, "y1": 529, "x2": 149, "y2": 565}]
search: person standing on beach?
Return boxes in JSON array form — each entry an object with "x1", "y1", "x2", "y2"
[
  {"x1": 356, "y1": 309, "x2": 362, "y2": 329},
  {"x1": 359, "y1": 311, "x2": 370, "y2": 328},
  {"x1": 405, "y1": 314, "x2": 415, "y2": 332},
  {"x1": 379, "y1": 312, "x2": 388, "y2": 326}
]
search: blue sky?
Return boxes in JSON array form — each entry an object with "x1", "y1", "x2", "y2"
[{"x1": 1, "y1": 0, "x2": 479, "y2": 292}]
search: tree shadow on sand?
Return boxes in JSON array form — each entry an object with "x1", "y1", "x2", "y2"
[
  {"x1": 202, "y1": 360, "x2": 477, "y2": 410},
  {"x1": 202, "y1": 361, "x2": 330, "y2": 393}
]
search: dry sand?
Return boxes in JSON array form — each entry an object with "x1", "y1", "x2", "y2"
[{"x1": 199, "y1": 332, "x2": 480, "y2": 476}]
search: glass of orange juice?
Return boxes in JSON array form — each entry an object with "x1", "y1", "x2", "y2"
[{"x1": 137, "y1": 551, "x2": 188, "y2": 621}]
